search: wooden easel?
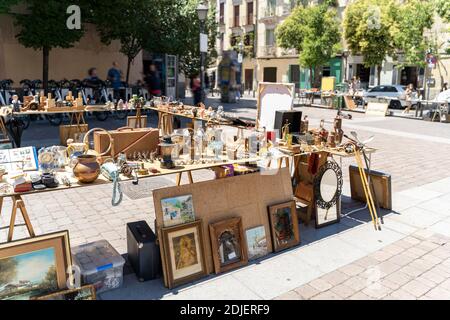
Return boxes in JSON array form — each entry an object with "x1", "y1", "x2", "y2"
[
  {"x1": 0, "y1": 115, "x2": 12, "y2": 147},
  {"x1": 0, "y1": 195, "x2": 35, "y2": 242},
  {"x1": 175, "y1": 171, "x2": 194, "y2": 186}
]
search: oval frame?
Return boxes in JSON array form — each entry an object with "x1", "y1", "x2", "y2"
[{"x1": 313, "y1": 160, "x2": 343, "y2": 210}]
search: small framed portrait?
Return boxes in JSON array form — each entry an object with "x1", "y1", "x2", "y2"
[
  {"x1": 245, "y1": 226, "x2": 268, "y2": 261},
  {"x1": 0, "y1": 231, "x2": 73, "y2": 300},
  {"x1": 268, "y1": 201, "x2": 300, "y2": 252},
  {"x1": 161, "y1": 220, "x2": 207, "y2": 289},
  {"x1": 31, "y1": 285, "x2": 96, "y2": 300},
  {"x1": 209, "y1": 217, "x2": 248, "y2": 274},
  {"x1": 161, "y1": 194, "x2": 195, "y2": 227}
]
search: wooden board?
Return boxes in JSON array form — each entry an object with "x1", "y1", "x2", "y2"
[
  {"x1": 344, "y1": 95, "x2": 357, "y2": 110},
  {"x1": 366, "y1": 102, "x2": 389, "y2": 117},
  {"x1": 153, "y1": 168, "x2": 293, "y2": 286},
  {"x1": 349, "y1": 165, "x2": 392, "y2": 210},
  {"x1": 321, "y1": 77, "x2": 336, "y2": 92},
  {"x1": 257, "y1": 82, "x2": 295, "y2": 130}
]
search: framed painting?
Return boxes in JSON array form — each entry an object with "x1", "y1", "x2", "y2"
[
  {"x1": 31, "y1": 285, "x2": 96, "y2": 300},
  {"x1": 161, "y1": 194, "x2": 195, "y2": 227},
  {"x1": 209, "y1": 217, "x2": 248, "y2": 274},
  {"x1": 0, "y1": 231, "x2": 72, "y2": 300},
  {"x1": 161, "y1": 220, "x2": 207, "y2": 289},
  {"x1": 245, "y1": 226, "x2": 268, "y2": 261},
  {"x1": 268, "y1": 201, "x2": 300, "y2": 252}
]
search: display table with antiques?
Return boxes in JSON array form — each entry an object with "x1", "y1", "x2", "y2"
[{"x1": 0, "y1": 91, "x2": 386, "y2": 299}]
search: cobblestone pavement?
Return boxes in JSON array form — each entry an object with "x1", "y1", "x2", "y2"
[
  {"x1": 3, "y1": 94, "x2": 450, "y2": 300},
  {"x1": 275, "y1": 232, "x2": 450, "y2": 300}
]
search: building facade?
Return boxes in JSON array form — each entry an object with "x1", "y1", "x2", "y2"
[{"x1": 214, "y1": 0, "x2": 450, "y2": 98}]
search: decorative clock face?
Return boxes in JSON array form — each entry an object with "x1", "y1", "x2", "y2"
[{"x1": 39, "y1": 151, "x2": 54, "y2": 164}]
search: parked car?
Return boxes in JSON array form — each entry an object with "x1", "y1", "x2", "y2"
[{"x1": 363, "y1": 85, "x2": 417, "y2": 109}]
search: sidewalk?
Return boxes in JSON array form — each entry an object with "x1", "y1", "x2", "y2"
[{"x1": 98, "y1": 176, "x2": 450, "y2": 300}]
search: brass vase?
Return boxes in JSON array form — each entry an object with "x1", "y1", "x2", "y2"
[{"x1": 73, "y1": 154, "x2": 100, "y2": 183}]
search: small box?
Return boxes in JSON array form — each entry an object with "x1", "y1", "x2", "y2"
[
  {"x1": 72, "y1": 240, "x2": 125, "y2": 294},
  {"x1": 127, "y1": 221, "x2": 161, "y2": 282}
]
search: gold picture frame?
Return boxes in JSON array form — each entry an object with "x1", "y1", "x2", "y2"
[
  {"x1": 209, "y1": 217, "x2": 248, "y2": 274},
  {"x1": 161, "y1": 220, "x2": 207, "y2": 289},
  {"x1": 268, "y1": 201, "x2": 300, "y2": 252},
  {"x1": 0, "y1": 231, "x2": 73, "y2": 300},
  {"x1": 31, "y1": 285, "x2": 96, "y2": 300}
]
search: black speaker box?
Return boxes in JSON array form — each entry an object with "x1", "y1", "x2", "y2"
[
  {"x1": 274, "y1": 110, "x2": 302, "y2": 138},
  {"x1": 127, "y1": 220, "x2": 161, "y2": 282}
]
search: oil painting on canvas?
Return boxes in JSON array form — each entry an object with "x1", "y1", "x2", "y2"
[
  {"x1": 162, "y1": 195, "x2": 195, "y2": 227},
  {"x1": 0, "y1": 247, "x2": 58, "y2": 300},
  {"x1": 245, "y1": 226, "x2": 268, "y2": 260}
]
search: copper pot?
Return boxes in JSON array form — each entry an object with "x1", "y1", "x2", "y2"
[{"x1": 73, "y1": 154, "x2": 100, "y2": 183}]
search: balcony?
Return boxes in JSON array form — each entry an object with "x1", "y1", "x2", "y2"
[
  {"x1": 242, "y1": 14, "x2": 255, "y2": 32},
  {"x1": 259, "y1": 45, "x2": 277, "y2": 57},
  {"x1": 259, "y1": 7, "x2": 278, "y2": 24},
  {"x1": 229, "y1": 17, "x2": 243, "y2": 34},
  {"x1": 281, "y1": 48, "x2": 298, "y2": 56}
]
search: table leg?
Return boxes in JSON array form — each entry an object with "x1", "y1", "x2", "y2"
[
  {"x1": 176, "y1": 172, "x2": 182, "y2": 186},
  {"x1": 187, "y1": 171, "x2": 194, "y2": 184},
  {"x1": 7, "y1": 195, "x2": 35, "y2": 242},
  {"x1": 0, "y1": 196, "x2": 3, "y2": 216},
  {"x1": 8, "y1": 198, "x2": 19, "y2": 242}
]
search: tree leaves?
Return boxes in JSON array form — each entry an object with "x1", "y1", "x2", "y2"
[{"x1": 276, "y1": 4, "x2": 341, "y2": 69}]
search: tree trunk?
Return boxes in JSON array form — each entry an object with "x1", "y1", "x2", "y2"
[
  {"x1": 313, "y1": 65, "x2": 321, "y2": 89},
  {"x1": 309, "y1": 67, "x2": 313, "y2": 88},
  {"x1": 377, "y1": 65, "x2": 382, "y2": 86},
  {"x1": 43, "y1": 46, "x2": 50, "y2": 94},
  {"x1": 126, "y1": 56, "x2": 132, "y2": 85}
]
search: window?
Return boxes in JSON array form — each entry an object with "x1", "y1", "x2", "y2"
[
  {"x1": 265, "y1": 29, "x2": 275, "y2": 46},
  {"x1": 247, "y1": 1, "x2": 254, "y2": 25},
  {"x1": 220, "y1": 2, "x2": 225, "y2": 24},
  {"x1": 267, "y1": 0, "x2": 276, "y2": 16},
  {"x1": 233, "y1": 5, "x2": 240, "y2": 27},
  {"x1": 385, "y1": 86, "x2": 398, "y2": 93}
]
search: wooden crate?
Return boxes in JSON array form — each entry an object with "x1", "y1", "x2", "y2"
[{"x1": 349, "y1": 165, "x2": 392, "y2": 210}]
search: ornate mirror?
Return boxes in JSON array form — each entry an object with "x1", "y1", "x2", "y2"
[{"x1": 313, "y1": 160, "x2": 343, "y2": 228}]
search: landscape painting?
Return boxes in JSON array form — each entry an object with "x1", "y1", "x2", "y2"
[
  {"x1": 246, "y1": 226, "x2": 268, "y2": 260},
  {"x1": 0, "y1": 247, "x2": 58, "y2": 300},
  {"x1": 162, "y1": 195, "x2": 195, "y2": 227}
]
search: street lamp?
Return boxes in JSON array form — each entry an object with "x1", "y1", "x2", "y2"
[{"x1": 197, "y1": 1, "x2": 208, "y2": 103}]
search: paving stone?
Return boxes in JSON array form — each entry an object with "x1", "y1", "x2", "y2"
[
  {"x1": 338, "y1": 263, "x2": 365, "y2": 277},
  {"x1": 384, "y1": 271, "x2": 414, "y2": 287},
  {"x1": 309, "y1": 278, "x2": 333, "y2": 292},
  {"x1": 389, "y1": 288, "x2": 417, "y2": 300},
  {"x1": 380, "y1": 278, "x2": 401, "y2": 291},
  {"x1": 409, "y1": 258, "x2": 437, "y2": 273},
  {"x1": 387, "y1": 253, "x2": 415, "y2": 267},
  {"x1": 401, "y1": 279, "x2": 434, "y2": 298},
  {"x1": 369, "y1": 250, "x2": 393, "y2": 262},
  {"x1": 353, "y1": 256, "x2": 379, "y2": 269},
  {"x1": 293, "y1": 284, "x2": 321, "y2": 300},
  {"x1": 348, "y1": 291, "x2": 373, "y2": 300},
  {"x1": 398, "y1": 265, "x2": 424, "y2": 278},
  {"x1": 310, "y1": 290, "x2": 342, "y2": 300},
  {"x1": 274, "y1": 291, "x2": 302, "y2": 300},
  {"x1": 439, "y1": 279, "x2": 450, "y2": 291},
  {"x1": 342, "y1": 276, "x2": 368, "y2": 292},
  {"x1": 377, "y1": 260, "x2": 403, "y2": 277},
  {"x1": 362, "y1": 283, "x2": 391, "y2": 299},
  {"x1": 320, "y1": 270, "x2": 350, "y2": 286},
  {"x1": 420, "y1": 269, "x2": 447, "y2": 285},
  {"x1": 404, "y1": 247, "x2": 428, "y2": 259},
  {"x1": 330, "y1": 283, "x2": 357, "y2": 299},
  {"x1": 424, "y1": 286, "x2": 450, "y2": 300}
]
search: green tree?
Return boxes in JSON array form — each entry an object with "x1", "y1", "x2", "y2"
[
  {"x1": 0, "y1": 257, "x2": 18, "y2": 285},
  {"x1": 0, "y1": 0, "x2": 19, "y2": 13},
  {"x1": 40, "y1": 265, "x2": 58, "y2": 291},
  {"x1": 392, "y1": 0, "x2": 435, "y2": 68},
  {"x1": 12, "y1": 0, "x2": 85, "y2": 93},
  {"x1": 277, "y1": 4, "x2": 341, "y2": 88},
  {"x1": 90, "y1": 0, "x2": 180, "y2": 84},
  {"x1": 174, "y1": 0, "x2": 217, "y2": 78},
  {"x1": 436, "y1": 0, "x2": 450, "y2": 22},
  {"x1": 343, "y1": 0, "x2": 396, "y2": 85}
]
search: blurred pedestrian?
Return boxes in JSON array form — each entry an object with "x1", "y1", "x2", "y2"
[
  {"x1": 107, "y1": 61, "x2": 123, "y2": 101},
  {"x1": 190, "y1": 74, "x2": 202, "y2": 106},
  {"x1": 145, "y1": 64, "x2": 162, "y2": 97},
  {"x1": 442, "y1": 82, "x2": 448, "y2": 92},
  {"x1": 402, "y1": 83, "x2": 414, "y2": 114}
]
